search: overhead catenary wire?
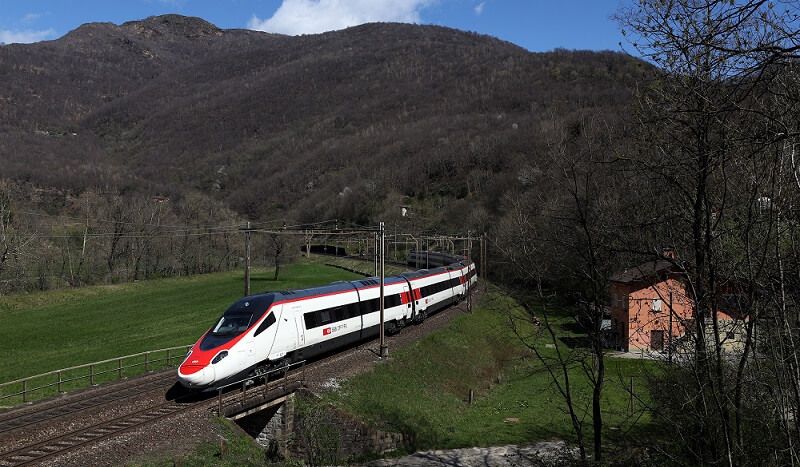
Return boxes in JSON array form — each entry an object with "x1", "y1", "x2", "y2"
[
  {"x1": 14, "y1": 211, "x2": 371, "y2": 237},
  {"x1": 17, "y1": 229, "x2": 244, "y2": 240}
]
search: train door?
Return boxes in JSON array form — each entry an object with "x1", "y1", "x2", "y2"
[
  {"x1": 238, "y1": 334, "x2": 254, "y2": 367},
  {"x1": 410, "y1": 279, "x2": 424, "y2": 322},
  {"x1": 266, "y1": 305, "x2": 300, "y2": 361},
  {"x1": 402, "y1": 283, "x2": 413, "y2": 321},
  {"x1": 293, "y1": 305, "x2": 305, "y2": 349}
]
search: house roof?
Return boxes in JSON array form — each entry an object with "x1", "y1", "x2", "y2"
[{"x1": 610, "y1": 258, "x2": 679, "y2": 284}]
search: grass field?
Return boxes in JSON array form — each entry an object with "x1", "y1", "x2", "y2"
[
  {"x1": 0, "y1": 261, "x2": 361, "y2": 402},
  {"x1": 326, "y1": 286, "x2": 656, "y2": 456}
]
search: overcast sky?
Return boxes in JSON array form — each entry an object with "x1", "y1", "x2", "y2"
[{"x1": 0, "y1": 0, "x2": 627, "y2": 53}]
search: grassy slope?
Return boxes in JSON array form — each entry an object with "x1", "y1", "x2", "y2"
[
  {"x1": 0, "y1": 261, "x2": 361, "y2": 383},
  {"x1": 327, "y1": 287, "x2": 655, "y2": 452},
  {"x1": 306, "y1": 254, "x2": 410, "y2": 277}
]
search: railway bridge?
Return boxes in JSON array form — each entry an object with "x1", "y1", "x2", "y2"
[{"x1": 216, "y1": 367, "x2": 304, "y2": 457}]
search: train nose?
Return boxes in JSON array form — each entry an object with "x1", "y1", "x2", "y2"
[{"x1": 178, "y1": 365, "x2": 215, "y2": 388}]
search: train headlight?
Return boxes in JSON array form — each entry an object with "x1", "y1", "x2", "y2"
[{"x1": 212, "y1": 351, "x2": 228, "y2": 364}]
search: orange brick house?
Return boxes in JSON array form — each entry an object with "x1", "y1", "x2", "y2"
[
  {"x1": 610, "y1": 251, "x2": 746, "y2": 352},
  {"x1": 610, "y1": 253, "x2": 692, "y2": 351}
]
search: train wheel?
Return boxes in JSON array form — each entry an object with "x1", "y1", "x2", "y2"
[
  {"x1": 247, "y1": 365, "x2": 269, "y2": 385},
  {"x1": 267, "y1": 359, "x2": 288, "y2": 380}
]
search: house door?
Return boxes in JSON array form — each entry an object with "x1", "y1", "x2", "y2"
[{"x1": 650, "y1": 330, "x2": 664, "y2": 351}]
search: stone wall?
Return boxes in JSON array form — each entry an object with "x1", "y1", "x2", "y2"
[
  {"x1": 232, "y1": 389, "x2": 404, "y2": 463},
  {"x1": 290, "y1": 389, "x2": 404, "y2": 463},
  {"x1": 234, "y1": 396, "x2": 294, "y2": 457}
]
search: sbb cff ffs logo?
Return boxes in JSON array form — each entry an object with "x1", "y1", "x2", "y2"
[{"x1": 323, "y1": 323, "x2": 347, "y2": 335}]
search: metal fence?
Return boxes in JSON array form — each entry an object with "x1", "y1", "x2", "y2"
[
  {"x1": 0, "y1": 344, "x2": 192, "y2": 406},
  {"x1": 216, "y1": 360, "x2": 306, "y2": 417}
]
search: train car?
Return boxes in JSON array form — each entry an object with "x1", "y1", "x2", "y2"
[
  {"x1": 400, "y1": 263, "x2": 467, "y2": 322},
  {"x1": 460, "y1": 259, "x2": 477, "y2": 289},
  {"x1": 178, "y1": 255, "x2": 477, "y2": 389}
]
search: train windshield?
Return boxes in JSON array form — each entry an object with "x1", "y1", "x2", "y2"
[
  {"x1": 199, "y1": 294, "x2": 275, "y2": 351},
  {"x1": 211, "y1": 314, "x2": 252, "y2": 336}
]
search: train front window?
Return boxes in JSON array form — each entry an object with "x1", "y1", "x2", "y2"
[
  {"x1": 199, "y1": 294, "x2": 275, "y2": 351},
  {"x1": 212, "y1": 314, "x2": 252, "y2": 336}
]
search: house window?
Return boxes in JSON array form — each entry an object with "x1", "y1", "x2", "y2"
[{"x1": 652, "y1": 298, "x2": 662, "y2": 312}]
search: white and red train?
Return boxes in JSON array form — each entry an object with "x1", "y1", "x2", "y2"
[{"x1": 178, "y1": 254, "x2": 477, "y2": 389}]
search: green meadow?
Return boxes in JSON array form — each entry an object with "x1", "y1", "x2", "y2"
[
  {"x1": 326, "y1": 287, "x2": 656, "y2": 457},
  {"x1": 0, "y1": 261, "x2": 361, "y2": 403}
]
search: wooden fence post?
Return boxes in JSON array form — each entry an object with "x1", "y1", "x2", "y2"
[{"x1": 629, "y1": 377, "x2": 634, "y2": 414}]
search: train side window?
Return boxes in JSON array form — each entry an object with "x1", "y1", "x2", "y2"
[
  {"x1": 319, "y1": 310, "x2": 331, "y2": 324},
  {"x1": 304, "y1": 312, "x2": 316, "y2": 329},
  {"x1": 331, "y1": 306, "x2": 344, "y2": 322},
  {"x1": 254, "y1": 313, "x2": 277, "y2": 337}
]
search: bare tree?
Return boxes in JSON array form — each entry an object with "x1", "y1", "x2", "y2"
[
  {"x1": 494, "y1": 114, "x2": 622, "y2": 462},
  {"x1": 265, "y1": 231, "x2": 290, "y2": 281},
  {"x1": 616, "y1": 0, "x2": 800, "y2": 463}
]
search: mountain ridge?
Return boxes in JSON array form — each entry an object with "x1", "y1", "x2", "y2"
[{"x1": 0, "y1": 15, "x2": 645, "y2": 228}]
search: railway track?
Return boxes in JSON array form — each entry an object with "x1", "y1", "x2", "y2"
[
  {"x1": 0, "y1": 368, "x2": 302, "y2": 466},
  {"x1": 0, "y1": 372, "x2": 176, "y2": 436},
  {"x1": 0, "y1": 396, "x2": 199, "y2": 466}
]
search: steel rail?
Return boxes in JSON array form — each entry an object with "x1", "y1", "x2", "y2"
[
  {"x1": 0, "y1": 394, "x2": 202, "y2": 466},
  {"x1": 0, "y1": 365, "x2": 307, "y2": 466},
  {"x1": 0, "y1": 372, "x2": 176, "y2": 435}
]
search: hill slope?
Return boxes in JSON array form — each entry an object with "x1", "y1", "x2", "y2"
[{"x1": 0, "y1": 15, "x2": 644, "y2": 229}]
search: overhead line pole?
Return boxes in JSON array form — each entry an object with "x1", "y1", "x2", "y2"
[
  {"x1": 244, "y1": 221, "x2": 251, "y2": 297},
  {"x1": 374, "y1": 230, "x2": 378, "y2": 276},
  {"x1": 467, "y1": 232, "x2": 472, "y2": 313},
  {"x1": 379, "y1": 222, "x2": 388, "y2": 358}
]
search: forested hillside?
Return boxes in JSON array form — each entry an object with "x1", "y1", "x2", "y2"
[
  {"x1": 1, "y1": 15, "x2": 643, "y2": 224},
  {"x1": 0, "y1": 15, "x2": 646, "y2": 292}
]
